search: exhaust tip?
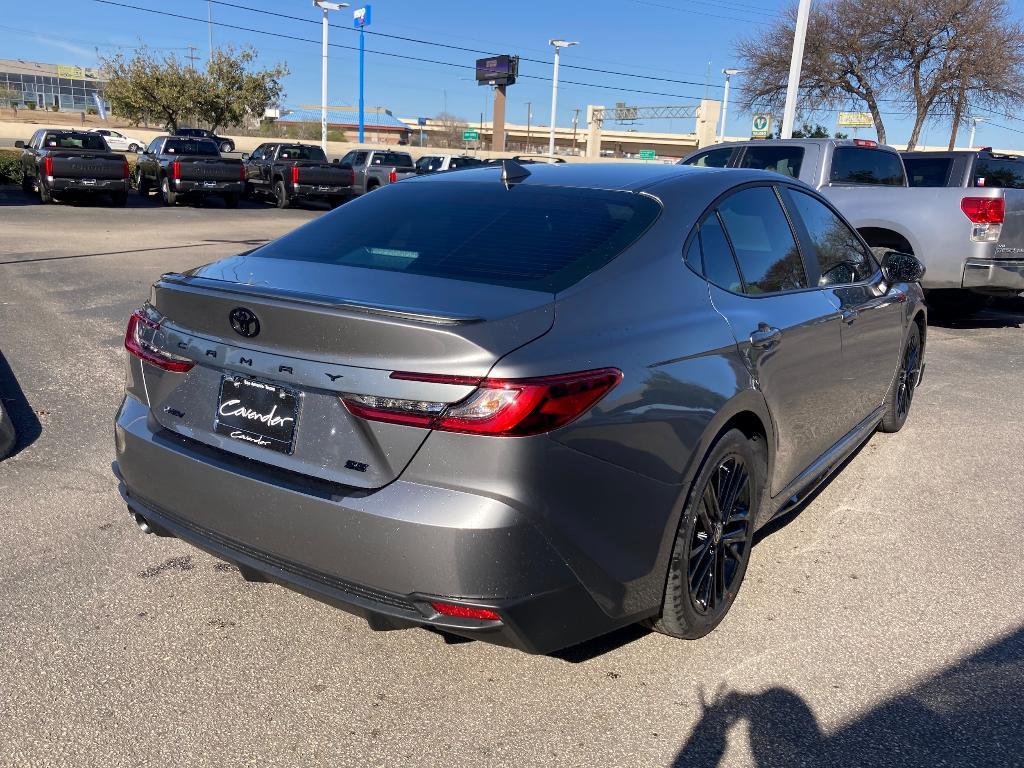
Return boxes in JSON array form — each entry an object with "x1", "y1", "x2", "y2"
[{"x1": 134, "y1": 512, "x2": 157, "y2": 535}]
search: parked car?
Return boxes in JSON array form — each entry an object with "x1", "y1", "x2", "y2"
[
  {"x1": 174, "y1": 127, "x2": 235, "y2": 154},
  {"x1": 88, "y1": 128, "x2": 146, "y2": 153},
  {"x1": 681, "y1": 138, "x2": 1024, "y2": 314},
  {"x1": 899, "y1": 148, "x2": 1024, "y2": 307},
  {"x1": 414, "y1": 154, "x2": 487, "y2": 174},
  {"x1": 336, "y1": 149, "x2": 416, "y2": 195},
  {"x1": 135, "y1": 136, "x2": 245, "y2": 207},
  {"x1": 16, "y1": 129, "x2": 129, "y2": 205},
  {"x1": 114, "y1": 163, "x2": 926, "y2": 654},
  {"x1": 243, "y1": 143, "x2": 354, "y2": 208}
]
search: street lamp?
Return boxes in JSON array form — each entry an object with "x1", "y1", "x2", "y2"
[
  {"x1": 548, "y1": 39, "x2": 578, "y2": 159},
  {"x1": 719, "y1": 68, "x2": 742, "y2": 143},
  {"x1": 780, "y1": 0, "x2": 811, "y2": 139},
  {"x1": 968, "y1": 116, "x2": 987, "y2": 149},
  {"x1": 313, "y1": 1, "x2": 349, "y2": 153}
]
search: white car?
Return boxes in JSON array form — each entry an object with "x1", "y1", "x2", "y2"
[
  {"x1": 413, "y1": 154, "x2": 486, "y2": 174},
  {"x1": 88, "y1": 128, "x2": 146, "y2": 153}
]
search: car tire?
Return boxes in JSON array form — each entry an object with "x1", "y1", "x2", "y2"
[
  {"x1": 648, "y1": 428, "x2": 764, "y2": 640},
  {"x1": 223, "y1": 193, "x2": 239, "y2": 209},
  {"x1": 128, "y1": 143, "x2": 140, "y2": 153},
  {"x1": 110, "y1": 192, "x2": 128, "y2": 207},
  {"x1": 242, "y1": 182, "x2": 253, "y2": 200},
  {"x1": 21, "y1": 173, "x2": 33, "y2": 194},
  {"x1": 37, "y1": 178, "x2": 52, "y2": 204},
  {"x1": 879, "y1": 322, "x2": 922, "y2": 434},
  {"x1": 275, "y1": 180, "x2": 290, "y2": 209},
  {"x1": 220, "y1": 141, "x2": 233, "y2": 153},
  {"x1": 160, "y1": 176, "x2": 177, "y2": 206},
  {"x1": 135, "y1": 170, "x2": 150, "y2": 196},
  {"x1": 367, "y1": 181, "x2": 379, "y2": 192},
  {"x1": 328, "y1": 197, "x2": 345, "y2": 209}
]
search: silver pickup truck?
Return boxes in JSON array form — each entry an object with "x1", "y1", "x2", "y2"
[
  {"x1": 335, "y1": 149, "x2": 415, "y2": 195},
  {"x1": 681, "y1": 138, "x2": 1024, "y2": 313}
]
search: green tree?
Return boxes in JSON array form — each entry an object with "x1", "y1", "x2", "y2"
[
  {"x1": 195, "y1": 46, "x2": 288, "y2": 133},
  {"x1": 0, "y1": 85, "x2": 20, "y2": 107},
  {"x1": 101, "y1": 47, "x2": 203, "y2": 132}
]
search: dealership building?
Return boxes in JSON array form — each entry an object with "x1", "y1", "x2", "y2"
[{"x1": 0, "y1": 59, "x2": 108, "y2": 113}]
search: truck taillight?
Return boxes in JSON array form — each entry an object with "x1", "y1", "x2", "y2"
[
  {"x1": 853, "y1": 139, "x2": 878, "y2": 148},
  {"x1": 122, "y1": 157, "x2": 131, "y2": 179},
  {"x1": 124, "y1": 309, "x2": 194, "y2": 373},
  {"x1": 389, "y1": 170, "x2": 397, "y2": 183},
  {"x1": 171, "y1": 160, "x2": 180, "y2": 180},
  {"x1": 961, "y1": 196, "x2": 1004, "y2": 242},
  {"x1": 43, "y1": 156, "x2": 53, "y2": 177},
  {"x1": 341, "y1": 369, "x2": 623, "y2": 437},
  {"x1": 291, "y1": 165, "x2": 300, "y2": 184},
  {"x1": 240, "y1": 163, "x2": 247, "y2": 181}
]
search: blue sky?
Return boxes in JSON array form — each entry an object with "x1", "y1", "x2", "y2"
[{"x1": 4, "y1": 0, "x2": 1024, "y2": 149}]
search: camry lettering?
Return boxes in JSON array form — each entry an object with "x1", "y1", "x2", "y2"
[{"x1": 218, "y1": 400, "x2": 294, "y2": 427}]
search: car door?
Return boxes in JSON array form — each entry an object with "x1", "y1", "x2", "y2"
[
  {"x1": 106, "y1": 130, "x2": 127, "y2": 151},
  {"x1": 780, "y1": 186, "x2": 905, "y2": 421},
  {"x1": 247, "y1": 145, "x2": 268, "y2": 188},
  {"x1": 141, "y1": 139, "x2": 160, "y2": 182},
  {"x1": 696, "y1": 184, "x2": 848, "y2": 496}
]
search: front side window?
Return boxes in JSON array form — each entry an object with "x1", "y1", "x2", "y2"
[
  {"x1": 42, "y1": 132, "x2": 107, "y2": 150},
  {"x1": 162, "y1": 139, "x2": 219, "y2": 156},
  {"x1": 681, "y1": 147, "x2": 735, "y2": 168},
  {"x1": 739, "y1": 146, "x2": 805, "y2": 179},
  {"x1": 829, "y1": 147, "x2": 905, "y2": 186},
  {"x1": 718, "y1": 186, "x2": 807, "y2": 294},
  {"x1": 788, "y1": 190, "x2": 872, "y2": 286},
  {"x1": 973, "y1": 157, "x2": 1024, "y2": 189}
]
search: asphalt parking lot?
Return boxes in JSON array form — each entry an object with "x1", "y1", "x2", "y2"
[{"x1": 0, "y1": 185, "x2": 1022, "y2": 767}]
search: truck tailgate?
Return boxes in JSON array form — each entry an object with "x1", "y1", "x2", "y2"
[
  {"x1": 293, "y1": 163, "x2": 352, "y2": 187},
  {"x1": 49, "y1": 152, "x2": 124, "y2": 180},
  {"x1": 178, "y1": 157, "x2": 243, "y2": 182}
]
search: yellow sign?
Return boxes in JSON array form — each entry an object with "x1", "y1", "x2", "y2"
[
  {"x1": 56, "y1": 64, "x2": 99, "y2": 80},
  {"x1": 751, "y1": 113, "x2": 772, "y2": 139},
  {"x1": 838, "y1": 111, "x2": 874, "y2": 128}
]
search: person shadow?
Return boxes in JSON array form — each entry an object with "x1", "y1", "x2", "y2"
[{"x1": 672, "y1": 626, "x2": 1024, "y2": 768}]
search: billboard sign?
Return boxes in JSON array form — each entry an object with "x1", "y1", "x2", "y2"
[
  {"x1": 353, "y1": 5, "x2": 371, "y2": 27},
  {"x1": 475, "y1": 55, "x2": 518, "y2": 86},
  {"x1": 838, "y1": 111, "x2": 873, "y2": 127},
  {"x1": 751, "y1": 113, "x2": 772, "y2": 138}
]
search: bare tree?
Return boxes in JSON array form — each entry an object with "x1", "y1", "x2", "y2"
[{"x1": 432, "y1": 112, "x2": 469, "y2": 149}]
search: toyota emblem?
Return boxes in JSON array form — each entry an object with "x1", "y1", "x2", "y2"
[{"x1": 229, "y1": 307, "x2": 260, "y2": 338}]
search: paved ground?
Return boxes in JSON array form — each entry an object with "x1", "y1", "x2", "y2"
[{"x1": 0, "y1": 186, "x2": 1021, "y2": 768}]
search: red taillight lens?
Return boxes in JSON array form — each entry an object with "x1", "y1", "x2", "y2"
[
  {"x1": 43, "y1": 156, "x2": 53, "y2": 177},
  {"x1": 349, "y1": 168, "x2": 355, "y2": 186},
  {"x1": 341, "y1": 368, "x2": 622, "y2": 437},
  {"x1": 171, "y1": 160, "x2": 180, "y2": 180},
  {"x1": 291, "y1": 165, "x2": 300, "y2": 184},
  {"x1": 853, "y1": 138, "x2": 878, "y2": 148},
  {"x1": 124, "y1": 309, "x2": 194, "y2": 373},
  {"x1": 122, "y1": 157, "x2": 131, "y2": 179},
  {"x1": 430, "y1": 602, "x2": 501, "y2": 621},
  {"x1": 961, "y1": 196, "x2": 1004, "y2": 224},
  {"x1": 240, "y1": 163, "x2": 247, "y2": 181},
  {"x1": 389, "y1": 169, "x2": 397, "y2": 183}
]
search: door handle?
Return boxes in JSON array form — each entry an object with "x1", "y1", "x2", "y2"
[
  {"x1": 749, "y1": 324, "x2": 782, "y2": 349},
  {"x1": 840, "y1": 308, "x2": 859, "y2": 324}
]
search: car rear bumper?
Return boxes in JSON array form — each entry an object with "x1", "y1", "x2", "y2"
[
  {"x1": 290, "y1": 183, "x2": 353, "y2": 200},
  {"x1": 962, "y1": 258, "x2": 1024, "y2": 293},
  {"x1": 175, "y1": 180, "x2": 243, "y2": 195},
  {"x1": 50, "y1": 178, "x2": 127, "y2": 193},
  {"x1": 113, "y1": 394, "x2": 627, "y2": 653}
]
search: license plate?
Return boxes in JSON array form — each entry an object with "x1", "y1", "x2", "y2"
[
  {"x1": 203, "y1": 180, "x2": 217, "y2": 188},
  {"x1": 215, "y1": 376, "x2": 299, "y2": 454},
  {"x1": 82, "y1": 178, "x2": 96, "y2": 186}
]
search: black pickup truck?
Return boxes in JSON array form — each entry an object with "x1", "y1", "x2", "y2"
[
  {"x1": 243, "y1": 143, "x2": 355, "y2": 208},
  {"x1": 16, "y1": 129, "x2": 129, "y2": 205},
  {"x1": 135, "y1": 136, "x2": 245, "y2": 207},
  {"x1": 174, "y1": 127, "x2": 235, "y2": 153}
]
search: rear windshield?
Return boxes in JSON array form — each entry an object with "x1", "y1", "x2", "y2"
[
  {"x1": 903, "y1": 156, "x2": 954, "y2": 187},
  {"x1": 163, "y1": 139, "x2": 220, "y2": 156},
  {"x1": 277, "y1": 145, "x2": 327, "y2": 162},
  {"x1": 42, "y1": 132, "x2": 107, "y2": 150},
  {"x1": 251, "y1": 181, "x2": 662, "y2": 292},
  {"x1": 371, "y1": 152, "x2": 414, "y2": 168},
  {"x1": 739, "y1": 146, "x2": 804, "y2": 178},
  {"x1": 973, "y1": 157, "x2": 1024, "y2": 189},
  {"x1": 829, "y1": 147, "x2": 905, "y2": 186}
]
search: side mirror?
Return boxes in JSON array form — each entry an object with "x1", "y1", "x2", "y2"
[
  {"x1": 881, "y1": 251, "x2": 925, "y2": 284},
  {"x1": 241, "y1": 152, "x2": 249, "y2": 161},
  {"x1": 14, "y1": 140, "x2": 25, "y2": 148}
]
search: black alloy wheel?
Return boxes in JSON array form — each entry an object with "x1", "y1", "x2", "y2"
[{"x1": 880, "y1": 322, "x2": 922, "y2": 433}]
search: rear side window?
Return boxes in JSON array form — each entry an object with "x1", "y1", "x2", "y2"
[
  {"x1": 973, "y1": 157, "x2": 1024, "y2": 189},
  {"x1": 278, "y1": 145, "x2": 327, "y2": 162},
  {"x1": 373, "y1": 152, "x2": 414, "y2": 168},
  {"x1": 903, "y1": 157, "x2": 953, "y2": 187},
  {"x1": 698, "y1": 213, "x2": 743, "y2": 293},
  {"x1": 829, "y1": 147, "x2": 905, "y2": 186},
  {"x1": 788, "y1": 190, "x2": 873, "y2": 286},
  {"x1": 681, "y1": 147, "x2": 735, "y2": 168},
  {"x1": 163, "y1": 139, "x2": 219, "y2": 156},
  {"x1": 739, "y1": 146, "x2": 805, "y2": 178},
  {"x1": 252, "y1": 182, "x2": 662, "y2": 293},
  {"x1": 43, "y1": 132, "x2": 107, "y2": 150},
  {"x1": 718, "y1": 186, "x2": 807, "y2": 294}
]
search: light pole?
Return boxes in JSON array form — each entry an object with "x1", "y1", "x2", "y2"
[
  {"x1": 353, "y1": 6, "x2": 371, "y2": 144},
  {"x1": 968, "y1": 116, "x2": 987, "y2": 148},
  {"x1": 719, "y1": 68, "x2": 741, "y2": 143},
  {"x1": 780, "y1": 0, "x2": 811, "y2": 139},
  {"x1": 313, "y1": 1, "x2": 349, "y2": 154},
  {"x1": 547, "y1": 39, "x2": 578, "y2": 159}
]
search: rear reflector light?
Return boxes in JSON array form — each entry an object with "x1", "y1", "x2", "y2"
[
  {"x1": 124, "y1": 309, "x2": 194, "y2": 373},
  {"x1": 341, "y1": 368, "x2": 623, "y2": 437},
  {"x1": 430, "y1": 602, "x2": 501, "y2": 621},
  {"x1": 122, "y1": 157, "x2": 131, "y2": 179},
  {"x1": 389, "y1": 170, "x2": 397, "y2": 183},
  {"x1": 291, "y1": 165, "x2": 300, "y2": 184},
  {"x1": 171, "y1": 160, "x2": 180, "y2": 180},
  {"x1": 853, "y1": 139, "x2": 878, "y2": 147},
  {"x1": 43, "y1": 156, "x2": 53, "y2": 177},
  {"x1": 961, "y1": 196, "x2": 1004, "y2": 224}
]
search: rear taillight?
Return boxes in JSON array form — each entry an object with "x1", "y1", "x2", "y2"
[
  {"x1": 124, "y1": 309, "x2": 194, "y2": 373},
  {"x1": 349, "y1": 168, "x2": 355, "y2": 186},
  {"x1": 430, "y1": 602, "x2": 500, "y2": 621},
  {"x1": 240, "y1": 163, "x2": 247, "y2": 181},
  {"x1": 341, "y1": 368, "x2": 622, "y2": 437},
  {"x1": 388, "y1": 169, "x2": 397, "y2": 183},
  {"x1": 171, "y1": 160, "x2": 180, "y2": 180},
  {"x1": 122, "y1": 157, "x2": 131, "y2": 179},
  {"x1": 43, "y1": 156, "x2": 53, "y2": 177},
  {"x1": 961, "y1": 196, "x2": 1004, "y2": 242},
  {"x1": 291, "y1": 165, "x2": 300, "y2": 184}
]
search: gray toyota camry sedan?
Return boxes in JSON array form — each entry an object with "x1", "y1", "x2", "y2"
[{"x1": 114, "y1": 162, "x2": 926, "y2": 653}]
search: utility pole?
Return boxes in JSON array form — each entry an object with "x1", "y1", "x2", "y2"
[
  {"x1": 313, "y1": 2, "x2": 350, "y2": 153},
  {"x1": 548, "y1": 39, "x2": 578, "y2": 158},
  {"x1": 525, "y1": 101, "x2": 531, "y2": 153},
  {"x1": 207, "y1": 0, "x2": 214, "y2": 61},
  {"x1": 354, "y1": 5, "x2": 371, "y2": 144},
  {"x1": 968, "y1": 116, "x2": 986, "y2": 149},
  {"x1": 719, "y1": 68, "x2": 741, "y2": 143},
  {"x1": 185, "y1": 46, "x2": 200, "y2": 71},
  {"x1": 780, "y1": 0, "x2": 811, "y2": 139},
  {"x1": 571, "y1": 108, "x2": 580, "y2": 154}
]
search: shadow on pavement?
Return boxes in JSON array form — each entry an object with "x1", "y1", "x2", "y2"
[
  {"x1": 672, "y1": 625, "x2": 1024, "y2": 767},
  {"x1": 928, "y1": 296, "x2": 1024, "y2": 329},
  {"x1": 0, "y1": 348, "x2": 42, "y2": 458}
]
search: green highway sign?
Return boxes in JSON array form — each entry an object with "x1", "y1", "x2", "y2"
[
  {"x1": 463, "y1": 129, "x2": 479, "y2": 141},
  {"x1": 638, "y1": 149, "x2": 656, "y2": 160},
  {"x1": 751, "y1": 113, "x2": 772, "y2": 138}
]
